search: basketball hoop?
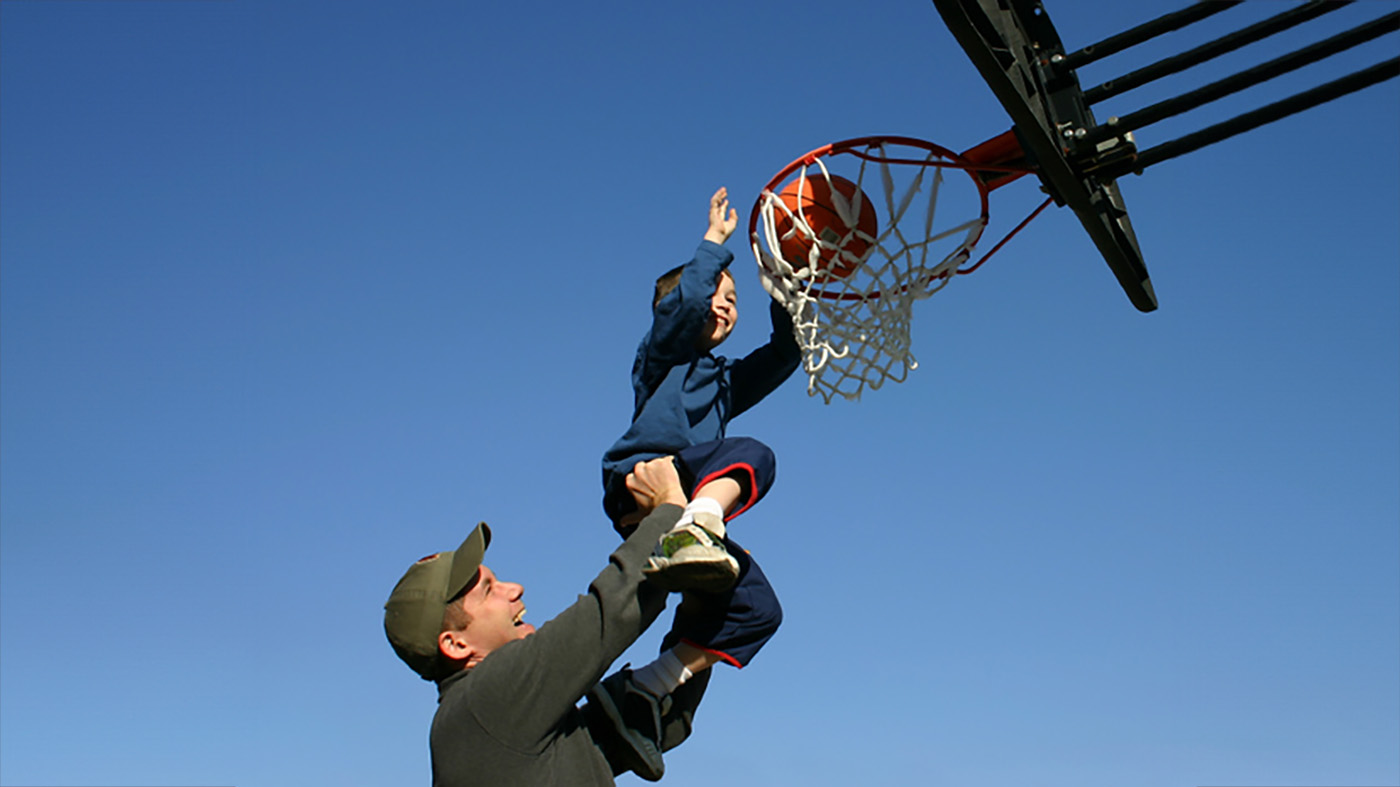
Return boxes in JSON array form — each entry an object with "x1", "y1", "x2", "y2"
[{"x1": 750, "y1": 135, "x2": 1039, "y2": 403}]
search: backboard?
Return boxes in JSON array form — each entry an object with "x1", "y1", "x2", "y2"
[{"x1": 933, "y1": 0, "x2": 1158, "y2": 312}]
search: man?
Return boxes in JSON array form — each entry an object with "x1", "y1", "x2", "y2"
[{"x1": 384, "y1": 457, "x2": 741, "y2": 785}]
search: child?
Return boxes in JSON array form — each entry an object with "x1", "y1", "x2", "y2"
[
  {"x1": 601, "y1": 187, "x2": 801, "y2": 564},
  {"x1": 588, "y1": 187, "x2": 801, "y2": 780}
]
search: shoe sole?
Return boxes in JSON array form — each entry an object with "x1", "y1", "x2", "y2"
[
  {"x1": 587, "y1": 682, "x2": 664, "y2": 782},
  {"x1": 644, "y1": 554, "x2": 739, "y2": 594}
]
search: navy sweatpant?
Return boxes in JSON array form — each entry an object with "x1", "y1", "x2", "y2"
[
  {"x1": 603, "y1": 437, "x2": 782, "y2": 668},
  {"x1": 669, "y1": 531, "x2": 781, "y2": 668}
]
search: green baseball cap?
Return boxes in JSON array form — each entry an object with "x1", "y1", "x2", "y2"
[{"x1": 384, "y1": 522, "x2": 491, "y2": 681}]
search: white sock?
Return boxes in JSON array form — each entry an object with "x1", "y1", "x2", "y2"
[
  {"x1": 678, "y1": 497, "x2": 726, "y2": 539},
  {"x1": 630, "y1": 649, "x2": 693, "y2": 699}
]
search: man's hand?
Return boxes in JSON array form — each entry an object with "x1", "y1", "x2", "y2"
[
  {"x1": 626, "y1": 456, "x2": 688, "y2": 515},
  {"x1": 703, "y1": 187, "x2": 738, "y2": 246}
]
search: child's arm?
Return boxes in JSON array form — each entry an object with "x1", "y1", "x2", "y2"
[
  {"x1": 727, "y1": 298, "x2": 802, "y2": 417},
  {"x1": 724, "y1": 180, "x2": 799, "y2": 404},
  {"x1": 635, "y1": 189, "x2": 737, "y2": 387}
]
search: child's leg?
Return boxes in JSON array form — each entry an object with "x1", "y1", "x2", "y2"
[
  {"x1": 643, "y1": 438, "x2": 777, "y2": 592},
  {"x1": 690, "y1": 476, "x2": 742, "y2": 519},
  {"x1": 631, "y1": 540, "x2": 782, "y2": 693},
  {"x1": 669, "y1": 535, "x2": 783, "y2": 668},
  {"x1": 593, "y1": 525, "x2": 782, "y2": 778},
  {"x1": 663, "y1": 477, "x2": 739, "y2": 543},
  {"x1": 633, "y1": 439, "x2": 783, "y2": 686},
  {"x1": 604, "y1": 458, "x2": 745, "y2": 536},
  {"x1": 673, "y1": 641, "x2": 727, "y2": 673},
  {"x1": 587, "y1": 600, "x2": 745, "y2": 779},
  {"x1": 675, "y1": 436, "x2": 776, "y2": 525},
  {"x1": 629, "y1": 642, "x2": 719, "y2": 700}
]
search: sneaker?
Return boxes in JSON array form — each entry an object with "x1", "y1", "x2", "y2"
[
  {"x1": 643, "y1": 522, "x2": 739, "y2": 593},
  {"x1": 587, "y1": 669, "x2": 667, "y2": 781}
]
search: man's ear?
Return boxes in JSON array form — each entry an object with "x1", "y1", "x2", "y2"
[{"x1": 438, "y1": 628, "x2": 474, "y2": 664}]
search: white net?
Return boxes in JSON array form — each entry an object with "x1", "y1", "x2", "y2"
[{"x1": 751, "y1": 138, "x2": 991, "y2": 403}]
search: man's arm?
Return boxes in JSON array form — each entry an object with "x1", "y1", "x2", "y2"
[{"x1": 456, "y1": 461, "x2": 687, "y2": 750}]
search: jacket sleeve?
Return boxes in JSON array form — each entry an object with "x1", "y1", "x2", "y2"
[
  {"x1": 457, "y1": 505, "x2": 682, "y2": 751},
  {"x1": 634, "y1": 241, "x2": 733, "y2": 405},
  {"x1": 727, "y1": 298, "x2": 802, "y2": 417}
]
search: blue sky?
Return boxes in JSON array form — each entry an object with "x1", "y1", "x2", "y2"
[{"x1": 1, "y1": 2, "x2": 1395, "y2": 786}]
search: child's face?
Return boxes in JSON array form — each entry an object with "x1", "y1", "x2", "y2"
[{"x1": 696, "y1": 272, "x2": 737, "y2": 351}]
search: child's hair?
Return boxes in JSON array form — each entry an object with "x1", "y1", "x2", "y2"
[{"x1": 654, "y1": 266, "x2": 732, "y2": 309}]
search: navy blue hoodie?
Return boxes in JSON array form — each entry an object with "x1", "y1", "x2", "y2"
[{"x1": 601, "y1": 240, "x2": 800, "y2": 502}]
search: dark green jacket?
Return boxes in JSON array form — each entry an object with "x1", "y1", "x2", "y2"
[{"x1": 429, "y1": 504, "x2": 708, "y2": 786}]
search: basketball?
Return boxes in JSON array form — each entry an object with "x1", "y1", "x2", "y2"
[{"x1": 772, "y1": 174, "x2": 878, "y2": 279}]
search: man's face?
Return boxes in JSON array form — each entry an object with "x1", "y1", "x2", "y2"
[
  {"x1": 453, "y1": 565, "x2": 533, "y2": 660},
  {"x1": 696, "y1": 272, "x2": 737, "y2": 351}
]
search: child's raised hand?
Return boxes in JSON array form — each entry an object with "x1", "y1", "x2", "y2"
[{"x1": 703, "y1": 187, "x2": 738, "y2": 246}]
